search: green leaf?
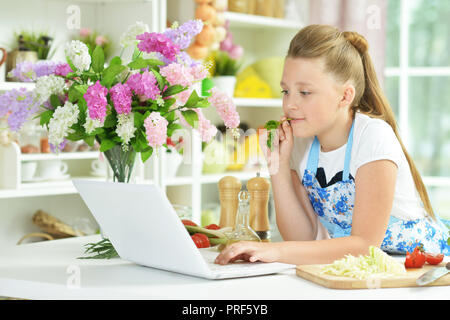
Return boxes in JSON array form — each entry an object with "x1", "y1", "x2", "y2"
[
  {"x1": 183, "y1": 90, "x2": 199, "y2": 109},
  {"x1": 163, "y1": 98, "x2": 176, "y2": 109},
  {"x1": 151, "y1": 69, "x2": 165, "y2": 91},
  {"x1": 141, "y1": 147, "x2": 153, "y2": 163},
  {"x1": 103, "y1": 112, "x2": 117, "y2": 128},
  {"x1": 101, "y1": 64, "x2": 126, "y2": 88},
  {"x1": 163, "y1": 84, "x2": 186, "y2": 97},
  {"x1": 127, "y1": 57, "x2": 148, "y2": 70},
  {"x1": 50, "y1": 94, "x2": 62, "y2": 108},
  {"x1": 145, "y1": 58, "x2": 164, "y2": 66},
  {"x1": 75, "y1": 84, "x2": 89, "y2": 97},
  {"x1": 85, "y1": 135, "x2": 95, "y2": 147},
  {"x1": 68, "y1": 84, "x2": 80, "y2": 103},
  {"x1": 164, "y1": 110, "x2": 175, "y2": 122},
  {"x1": 39, "y1": 110, "x2": 53, "y2": 127},
  {"x1": 201, "y1": 78, "x2": 214, "y2": 97},
  {"x1": 133, "y1": 111, "x2": 144, "y2": 128},
  {"x1": 92, "y1": 45, "x2": 105, "y2": 73},
  {"x1": 132, "y1": 45, "x2": 141, "y2": 60},
  {"x1": 167, "y1": 123, "x2": 182, "y2": 136},
  {"x1": 181, "y1": 110, "x2": 199, "y2": 128},
  {"x1": 109, "y1": 56, "x2": 122, "y2": 66},
  {"x1": 66, "y1": 56, "x2": 78, "y2": 74},
  {"x1": 196, "y1": 98, "x2": 210, "y2": 108},
  {"x1": 99, "y1": 138, "x2": 116, "y2": 152}
]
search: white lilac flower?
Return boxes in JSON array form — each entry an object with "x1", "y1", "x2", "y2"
[
  {"x1": 115, "y1": 113, "x2": 136, "y2": 146},
  {"x1": 83, "y1": 114, "x2": 103, "y2": 135},
  {"x1": 48, "y1": 101, "x2": 79, "y2": 148},
  {"x1": 35, "y1": 74, "x2": 66, "y2": 104},
  {"x1": 155, "y1": 94, "x2": 165, "y2": 107},
  {"x1": 65, "y1": 40, "x2": 91, "y2": 73},
  {"x1": 119, "y1": 21, "x2": 150, "y2": 48}
]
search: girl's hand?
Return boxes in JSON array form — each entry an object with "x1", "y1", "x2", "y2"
[
  {"x1": 214, "y1": 241, "x2": 280, "y2": 265},
  {"x1": 259, "y1": 116, "x2": 294, "y2": 175}
]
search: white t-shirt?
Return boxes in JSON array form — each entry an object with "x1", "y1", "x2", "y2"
[{"x1": 289, "y1": 111, "x2": 427, "y2": 221}]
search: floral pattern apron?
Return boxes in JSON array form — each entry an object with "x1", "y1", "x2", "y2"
[{"x1": 302, "y1": 121, "x2": 450, "y2": 255}]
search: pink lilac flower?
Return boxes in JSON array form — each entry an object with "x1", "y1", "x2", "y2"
[
  {"x1": 190, "y1": 64, "x2": 208, "y2": 81},
  {"x1": 159, "y1": 63, "x2": 193, "y2": 87},
  {"x1": 136, "y1": 32, "x2": 180, "y2": 62},
  {"x1": 126, "y1": 71, "x2": 160, "y2": 100},
  {"x1": 175, "y1": 88, "x2": 192, "y2": 106},
  {"x1": 83, "y1": 80, "x2": 108, "y2": 122},
  {"x1": 144, "y1": 111, "x2": 168, "y2": 148},
  {"x1": 207, "y1": 87, "x2": 240, "y2": 129},
  {"x1": 54, "y1": 63, "x2": 73, "y2": 77},
  {"x1": 95, "y1": 35, "x2": 108, "y2": 46},
  {"x1": 110, "y1": 83, "x2": 133, "y2": 115},
  {"x1": 176, "y1": 108, "x2": 217, "y2": 143}
]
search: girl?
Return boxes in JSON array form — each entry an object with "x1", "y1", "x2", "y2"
[{"x1": 215, "y1": 24, "x2": 449, "y2": 266}]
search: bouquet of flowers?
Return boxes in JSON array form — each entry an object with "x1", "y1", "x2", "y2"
[{"x1": 31, "y1": 19, "x2": 239, "y2": 167}]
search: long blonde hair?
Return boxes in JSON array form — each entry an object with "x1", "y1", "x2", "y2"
[{"x1": 287, "y1": 24, "x2": 436, "y2": 219}]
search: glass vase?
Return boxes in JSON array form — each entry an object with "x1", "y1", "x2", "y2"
[
  {"x1": 103, "y1": 144, "x2": 137, "y2": 183},
  {"x1": 99, "y1": 144, "x2": 137, "y2": 240}
]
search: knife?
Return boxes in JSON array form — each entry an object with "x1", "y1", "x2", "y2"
[{"x1": 416, "y1": 262, "x2": 450, "y2": 286}]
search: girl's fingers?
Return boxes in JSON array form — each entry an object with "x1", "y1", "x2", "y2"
[{"x1": 215, "y1": 242, "x2": 253, "y2": 265}]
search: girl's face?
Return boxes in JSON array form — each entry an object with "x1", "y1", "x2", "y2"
[{"x1": 280, "y1": 57, "x2": 350, "y2": 138}]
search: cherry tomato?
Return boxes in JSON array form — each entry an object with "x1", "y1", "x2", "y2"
[
  {"x1": 181, "y1": 219, "x2": 197, "y2": 226},
  {"x1": 425, "y1": 253, "x2": 444, "y2": 265},
  {"x1": 404, "y1": 246, "x2": 426, "y2": 268},
  {"x1": 191, "y1": 233, "x2": 210, "y2": 248},
  {"x1": 205, "y1": 224, "x2": 220, "y2": 230}
]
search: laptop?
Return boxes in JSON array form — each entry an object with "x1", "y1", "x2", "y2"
[{"x1": 72, "y1": 179, "x2": 295, "y2": 279}]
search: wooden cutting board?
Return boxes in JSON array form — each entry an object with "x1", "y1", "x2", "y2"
[{"x1": 296, "y1": 262, "x2": 450, "y2": 289}]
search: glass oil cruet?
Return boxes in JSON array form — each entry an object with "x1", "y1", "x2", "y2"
[{"x1": 226, "y1": 190, "x2": 261, "y2": 244}]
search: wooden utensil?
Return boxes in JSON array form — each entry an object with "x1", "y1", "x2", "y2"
[{"x1": 296, "y1": 262, "x2": 450, "y2": 289}]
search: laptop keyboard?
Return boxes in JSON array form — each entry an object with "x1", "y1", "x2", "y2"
[{"x1": 199, "y1": 247, "x2": 294, "y2": 276}]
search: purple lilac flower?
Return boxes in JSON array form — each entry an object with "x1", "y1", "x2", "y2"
[
  {"x1": 136, "y1": 32, "x2": 180, "y2": 62},
  {"x1": 8, "y1": 61, "x2": 35, "y2": 82},
  {"x1": 83, "y1": 80, "x2": 108, "y2": 122},
  {"x1": 34, "y1": 60, "x2": 58, "y2": 78},
  {"x1": 0, "y1": 88, "x2": 40, "y2": 132},
  {"x1": 110, "y1": 83, "x2": 133, "y2": 115},
  {"x1": 164, "y1": 20, "x2": 203, "y2": 50},
  {"x1": 50, "y1": 138, "x2": 68, "y2": 153}
]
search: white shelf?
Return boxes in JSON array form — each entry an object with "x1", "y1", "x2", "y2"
[
  {"x1": 233, "y1": 98, "x2": 282, "y2": 108},
  {"x1": 0, "y1": 176, "x2": 101, "y2": 199},
  {"x1": 163, "y1": 170, "x2": 270, "y2": 187},
  {"x1": 224, "y1": 11, "x2": 303, "y2": 30},
  {"x1": 21, "y1": 151, "x2": 100, "y2": 161},
  {"x1": 0, "y1": 82, "x2": 35, "y2": 92}
]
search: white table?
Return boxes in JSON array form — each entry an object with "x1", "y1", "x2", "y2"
[{"x1": 0, "y1": 235, "x2": 448, "y2": 300}]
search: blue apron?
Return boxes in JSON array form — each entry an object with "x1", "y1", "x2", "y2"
[{"x1": 302, "y1": 121, "x2": 450, "y2": 255}]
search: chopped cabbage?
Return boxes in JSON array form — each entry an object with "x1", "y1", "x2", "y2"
[{"x1": 321, "y1": 246, "x2": 406, "y2": 280}]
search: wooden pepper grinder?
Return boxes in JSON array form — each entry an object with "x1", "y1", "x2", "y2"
[
  {"x1": 247, "y1": 172, "x2": 271, "y2": 241},
  {"x1": 218, "y1": 176, "x2": 242, "y2": 228}
]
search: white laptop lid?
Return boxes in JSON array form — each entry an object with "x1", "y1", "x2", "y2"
[{"x1": 73, "y1": 179, "x2": 212, "y2": 278}]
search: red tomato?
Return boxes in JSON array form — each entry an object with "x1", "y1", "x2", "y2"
[
  {"x1": 425, "y1": 253, "x2": 444, "y2": 265},
  {"x1": 181, "y1": 219, "x2": 197, "y2": 226},
  {"x1": 404, "y1": 246, "x2": 426, "y2": 268},
  {"x1": 205, "y1": 224, "x2": 220, "y2": 230},
  {"x1": 191, "y1": 233, "x2": 210, "y2": 248}
]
